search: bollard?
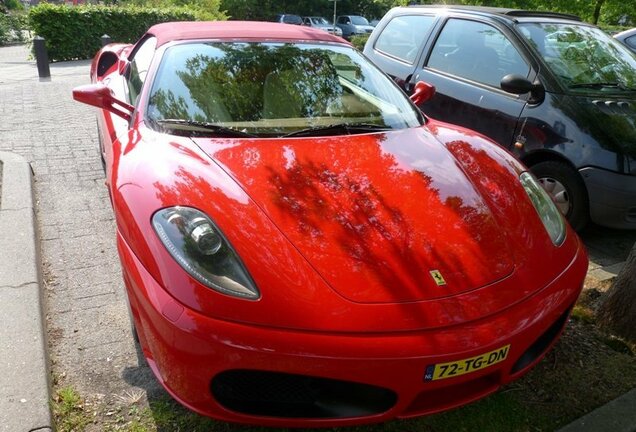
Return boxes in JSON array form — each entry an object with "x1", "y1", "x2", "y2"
[
  {"x1": 33, "y1": 36, "x2": 50, "y2": 79},
  {"x1": 101, "y1": 34, "x2": 112, "y2": 47}
]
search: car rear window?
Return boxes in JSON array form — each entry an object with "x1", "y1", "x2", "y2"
[
  {"x1": 374, "y1": 15, "x2": 435, "y2": 64},
  {"x1": 626, "y1": 35, "x2": 636, "y2": 49}
]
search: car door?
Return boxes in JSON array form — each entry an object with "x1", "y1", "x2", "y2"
[
  {"x1": 337, "y1": 16, "x2": 352, "y2": 37},
  {"x1": 415, "y1": 17, "x2": 533, "y2": 148},
  {"x1": 366, "y1": 14, "x2": 437, "y2": 89},
  {"x1": 100, "y1": 36, "x2": 156, "y2": 184}
]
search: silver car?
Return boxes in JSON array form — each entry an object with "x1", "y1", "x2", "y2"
[
  {"x1": 615, "y1": 28, "x2": 636, "y2": 54},
  {"x1": 302, "y1": 16, "x2": 343, "y2": 37}
]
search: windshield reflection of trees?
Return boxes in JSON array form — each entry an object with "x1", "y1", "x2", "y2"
[
  {"x1": 149, "y1": 43, "x2": 372, "y2": 129},
  {"x1": 256, "y1": 134, "x2": 510, "y2": 303}
]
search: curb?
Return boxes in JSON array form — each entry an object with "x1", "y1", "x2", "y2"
[
  {"x1": 557, "y1": 388, "x2": 636, "y2": 432},
  {"x1": 0, "y1": 152, "x2": 53, "y2": 432}
]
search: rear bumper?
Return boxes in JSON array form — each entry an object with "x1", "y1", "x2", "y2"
[
  {"x1": 581, "y1": 166, "x2": 636, "y2": 229},
  {"x1": 118, "y1": 231, "x2": 587, "y2": 427}
]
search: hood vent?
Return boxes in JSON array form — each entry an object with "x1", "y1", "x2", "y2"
[{"x1": 592, "y1": 99, "x2": 632, "y2": 115}]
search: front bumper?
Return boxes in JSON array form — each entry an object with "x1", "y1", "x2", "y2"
[
  {"x1": 580, "y1": 167, "x2": 636, "y2": 229},
  {"x1": 118, "y1": 231, "x2": 587, "y2": 427}
]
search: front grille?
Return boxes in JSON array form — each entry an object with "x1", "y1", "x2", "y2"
[{"x1": 211, "y1": 370, "x2": 397, "y2": 418}]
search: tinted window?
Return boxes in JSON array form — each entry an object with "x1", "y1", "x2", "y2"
[
  {"x1": 127, "y1": 37, "x2": 157, "y2": 104},
  {"x1": 351, "y1": 16, "x2": 369, "y2": 26},
  {"x1": 282, "y1": 15, "x2": 302, "y2": 25},
  {"x1": 428, "y1": 19, "x2": 529, "y2": 87},
  {"x1": 626, "y1": 35, "x2": 636, "y2": 49},
  {"x1": 374, "y1": 15, "x2": 434, "y2": 64},
  {"x1": 337, "y1": 17, "x2": 348, "y2": 24},
  {"x1": 147, "y1": 42, "x2": 423, "y2": 137}
]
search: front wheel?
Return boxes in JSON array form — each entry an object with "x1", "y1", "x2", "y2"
[{"x1": 530, "y1": 160, "x2": 589, "y2": 232}]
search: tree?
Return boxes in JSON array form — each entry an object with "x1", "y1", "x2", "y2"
[{"x1": 597, "y1": 242, "x2": 636, "y2": 342}]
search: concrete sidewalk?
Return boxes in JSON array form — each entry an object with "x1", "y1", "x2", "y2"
[
  {"x1": 0, "y1": 151, "x2": 52, "y2": 432},
  {"x1": 1, "y1": 42, "x2": 160, "y2": 431}
]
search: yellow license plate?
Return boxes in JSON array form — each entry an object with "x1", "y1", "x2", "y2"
[{"x1": 424, "y1": 345, "x2": 510, "y2": 381}]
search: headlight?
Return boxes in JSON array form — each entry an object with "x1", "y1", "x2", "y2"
[
  {"x1": 152, "y1": 206, "x2": 259, "y2": 300},
  {"x1": 520, "y1": 172, "x2": 566, "y2": 246}
]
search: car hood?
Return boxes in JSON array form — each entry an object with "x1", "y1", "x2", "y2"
[
  {"x1": 355, "y1": 25, "x2": 375, "y2": 32},
  {"x1": 193, "y1": 127, "x2": 514, "y2": 304}
]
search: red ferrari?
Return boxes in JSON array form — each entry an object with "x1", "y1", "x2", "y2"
[{"x1": 73, "y1": 21, "x2": 588, "y2": 427}]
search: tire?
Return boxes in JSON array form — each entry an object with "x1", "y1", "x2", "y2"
[{"x1": 530, "y1": 160, "x2": 589, "y2": 232}]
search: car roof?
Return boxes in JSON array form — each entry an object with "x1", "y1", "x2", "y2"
[
  {"x1": 615, "y1": 28, "x2": 636, "y2": 39},
  {"x1": 145, "y1": 21, "x2": 345, "y2": 47},
  {"x1": 401, "y1": 5, "x2": 582, "y2": 23}
]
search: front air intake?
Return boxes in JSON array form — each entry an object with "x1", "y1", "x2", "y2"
[
  {"x1": 211, "y1": 369, "x2": 397, "y2": 418},
  {"x1": 511, "y1": 306, "x2": 572, "y2": 374}
]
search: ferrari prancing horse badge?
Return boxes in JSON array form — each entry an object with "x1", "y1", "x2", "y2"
[{"x1": 430, "y1": 270, "x2": 446, "y2": 286}]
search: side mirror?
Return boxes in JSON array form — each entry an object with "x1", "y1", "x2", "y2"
[
  {"x1": 500, "y1": 74, "x2": 545, "y2": 103},
  {"x1": 410, "y1": 81, "x2": 435, "y2": 105},
  {"x1": 72, "y1": 83, "x2": 134, "y2": 121}
]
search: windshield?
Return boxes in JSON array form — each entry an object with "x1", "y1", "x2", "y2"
[
  {"x1": 351, "y1": 16, "x2": 369, "y2": 26},
  {"x1": 312, "y1": 17, "x2": 330, "y2": 25},
  {"x1": 518, "y1": 23, "x2": 636, "y2": 91},
  {"x1": 146, "y1": 42, "x2": 422, "y2": 137}
]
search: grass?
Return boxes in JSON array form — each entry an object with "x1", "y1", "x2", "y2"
[{"x1": 52, "y1": 387, "x2": 91, "y2": 432}]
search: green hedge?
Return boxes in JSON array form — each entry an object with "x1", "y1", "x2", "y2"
[
  {"x1": 0, "y1": 15, "x2": 8, "y2": 45},
  {"x1": 28, "y1": 4, "x2": 200, "y2": 61},
  {"x1": 350, "y1": 34, "x2": 370, "y2": 51},
  {"x1": 0, "y1": 13, "x2": 27, "y2": 45}
]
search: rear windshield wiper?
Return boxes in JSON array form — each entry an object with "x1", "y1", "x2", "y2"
[
  {"x1": 569, "y1": 82, "x2": 636, "y2": 91},
  {"x1": 153, "y1": 119, "x2": 257, "y2": 138},
  {"x1": 283, "y1": 123, "x2": 392, "y2": 138}
]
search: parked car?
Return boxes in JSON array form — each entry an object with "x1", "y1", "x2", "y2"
[
  {"x1": 72, "y1": 20, "x2": 587, "y2": 427},
  {"x1": 302, "y1": 16, "x2": 343, "y2": 36},
  {"x1": 365, "y1": 6, "x2": 636, "y2": 231},
  {"x1": 615, "y1": 28, "x2": 636, "y2": 54},
  {"x1": 336, "y1": 15, "x2": 374, "y2": 38},
  {"x1": 272, "y1": 13, "x2": 302, "y2": 25}
]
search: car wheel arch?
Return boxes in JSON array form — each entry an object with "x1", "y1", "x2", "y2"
[{"x1": 521, "y1": 151, "x2": 589, "y2": 231}]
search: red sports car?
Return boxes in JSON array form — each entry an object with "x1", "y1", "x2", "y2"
[{"x1": 73, "y1": 21, "x2": 588, "y2": 427}]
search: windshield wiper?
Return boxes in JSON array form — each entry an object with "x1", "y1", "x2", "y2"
[
  {"x1": 154, "y1": 119, "x2": 257, "y2": 138},
  {"x1": 283, "y1": 123, "x2": 392, "y2": 138},
  {"x1": 569, "y1": 82, "x2": 636, "y2": 91}
]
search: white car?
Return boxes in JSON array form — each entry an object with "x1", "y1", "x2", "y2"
[
  {"x1": 302, "y1": 16, "x2": 343, "y2": 37},
  {"x1": 336, "y1": 15, "x2": 374, "y2": 39},
  {"x1": 615, "y1": 28, "x2": 636, "y2": 54}
]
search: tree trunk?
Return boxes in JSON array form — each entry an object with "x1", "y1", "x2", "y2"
[
  {"x1": 597, "y1": 241, "x2": 636, "y2": 342},
  {"x1": 592, "y1": 0, "x2": 605, "y2": 25}
]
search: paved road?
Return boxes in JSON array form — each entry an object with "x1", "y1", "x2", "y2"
[
  {"x1": 0, "y1": 43, "x2": 635, "y2": 429},
  {"x1": 0, "y1": 44, "x2": 161, "y2": 424}
]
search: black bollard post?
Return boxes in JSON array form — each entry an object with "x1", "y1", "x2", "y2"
[
  {"x1": 101, "y1": 34, "x2": 112, "y2": 47},
  {"x1": 33, "y1": 36, "x2": 50, "y2": 79}
]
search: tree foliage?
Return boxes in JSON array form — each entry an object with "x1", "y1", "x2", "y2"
[
  {"x1": 219, "y1": 0, "x2": 409, "y2": 21},
  {"x1": 218, "y1": 0, "x2": 634, "y2": 26}
]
